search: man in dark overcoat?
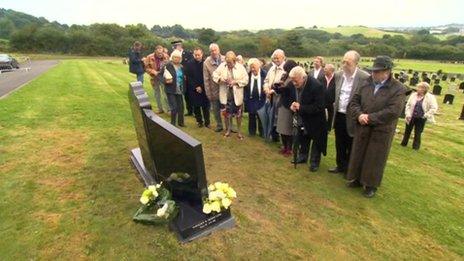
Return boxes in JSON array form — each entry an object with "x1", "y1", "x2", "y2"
[{"x1": 347, "y1": 56, "x2": 407, "y2": 198}]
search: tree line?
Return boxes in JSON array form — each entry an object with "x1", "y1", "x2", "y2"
[{"x1": 1, "y1": 8, "x2": 464, "y2": 60}]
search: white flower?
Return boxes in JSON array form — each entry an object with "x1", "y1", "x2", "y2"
[
  {"x1": 155, "y1": 182, "x2": 162, "y2": 189},
  {"x1": 208, "y1": 184, "x2": 215, "y2": 191},
  {"x1": 216, "y1": 190, "x2": 226, "y2": 199},
  {"x1": 221, "y1": 198, "x2": 232, "y2": 209},
  {"x1": 156, "y1": 203, "x2": 169, "y2": 217},
  {"x1": 211, "y1": 201, "x2": 221, "y2": 213},
  {"x1": 148, "y1": 185, "x2": 159, "y2": 198},
  {"x1": 140, "y1": 195, "x2": 150, "y2": 205},
  {"x1": 208, "y1": 191, "x2": 219, "y2": 201},
  {"x1": 225, "y1": 187, "x2": 237, "y2": 198},
  {"x1": 202, "y1": 203, "x2": 212, "y2": 214}
]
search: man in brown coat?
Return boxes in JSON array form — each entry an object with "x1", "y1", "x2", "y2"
[
  {"x1": 144, "y1": 45, "x2": 169, "y2": 113},
  {"x1": 347, "y1": 56, "x2": 406, "y2": 198}
]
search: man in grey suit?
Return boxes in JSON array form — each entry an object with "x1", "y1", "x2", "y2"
[{"x1": 328, "y1": 50, "x2": 370, "y2": 175}]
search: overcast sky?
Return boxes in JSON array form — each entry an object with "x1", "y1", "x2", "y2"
[{"x1": 2, "y1": 0, "x2": 463, "y2": 30}]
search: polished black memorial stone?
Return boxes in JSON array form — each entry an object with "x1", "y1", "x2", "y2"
[{"x1": 128, "y1": 82, "x2": 234, "y2": 243}]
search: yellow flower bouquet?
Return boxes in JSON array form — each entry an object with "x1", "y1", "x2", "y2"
[
  {"x1": 202, "y1": 182, "x2": 237, "y2": 214},
  {"x1": 133, "y1": 182, "x2": 178, "y2": 224}
]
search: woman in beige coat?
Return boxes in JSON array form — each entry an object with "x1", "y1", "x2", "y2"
[
  {"x1": 401, "y1": 82, "x2": 438, "y2": 150},
  {"x1": 212, "y1": 51, "x2": 249, "y2": 139}
]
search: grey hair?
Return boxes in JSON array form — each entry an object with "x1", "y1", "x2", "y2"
[
  {"x1": 289, "y1": 66, "x2": 307, "y2": 78},
  {"x1": 209, "y1": 43, "x2": 219, "y2": 51},
  {"x1": 170, "y1": 49, "x2": 182, "y2": 61},
  {"x1": 325, "y1": 63, "x2": 335, "y2": 72},
  {"x1": 344, "y1": 50, "x2": 361, "y2": 64},
  {"x1": 271, "y1": 49, "x2": 286, "y2": 59}
]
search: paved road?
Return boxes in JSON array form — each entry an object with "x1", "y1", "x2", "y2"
[{"x1": 0, "y1": 60, "x2": 59, "y2": 98}]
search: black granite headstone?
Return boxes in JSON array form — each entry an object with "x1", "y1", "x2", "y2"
[
  {"x1": 434, "y1": 79, "x2": 440, "y2": 84},
  {"x1": 433, "y1": 85, "x2": 442, "y2": 95},
  {"x1": 443, "y1": 94, "x2": 454, "y2": 104},
  {"x1": 128, "y1": 82, "x2": 235, "y2": 243},
  {"x1": 424, "y1": 77, "x2": 431, "y2": 84},
  {"x1": 409, "y1": 77, "x2": 419, "y2": 86},
  {"x1": 459, "y1": 82, "x2": 464, "y2": 90},
  {"x1": 442, "y1": 74, "x2": 448, "y2": 81}
]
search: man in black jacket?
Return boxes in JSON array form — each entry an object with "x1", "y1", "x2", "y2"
[
  {"x1": 184, "y1": 48, "x2": 210, "y2": 128},
  {"x1": 128, "y1": 41, "x2": 145, "y2": 83},
  {"x1": 282, "y1": 66, "x2": 327, "y2": 172}
]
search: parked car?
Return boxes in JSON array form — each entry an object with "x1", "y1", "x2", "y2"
[{"x1": 0, "y1": 54, "x2": 20, "y2": 70}]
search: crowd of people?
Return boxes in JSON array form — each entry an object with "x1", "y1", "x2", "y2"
[{"x1": 128, "y1": 40, "x2": 439, "y2": 198}]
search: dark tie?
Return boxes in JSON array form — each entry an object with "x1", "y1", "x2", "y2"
[{"x1": 252, "y1": 79, "x2": 259, "y2": 98}]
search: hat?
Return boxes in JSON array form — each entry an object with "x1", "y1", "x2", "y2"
[
  {"x1": 170, "y1": 40, "x2": 183, "y2": 46},
  {"x1": 367, "y1": 55, "x2": 393, "y2": 71}
]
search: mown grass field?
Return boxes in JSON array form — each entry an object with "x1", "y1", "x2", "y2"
[
  {"x1": 318, "y1": 26, "x2": 408, "y2": 38},
  {"x1": 0, "y1": 58, "x2": 463, "y2": 259}
]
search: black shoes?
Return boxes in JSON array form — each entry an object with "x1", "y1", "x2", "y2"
[
  {"x1": 214, "y1": 127, "x2": 224, "y2": 132},
  {"x1": 346, "y1": 179, "x2": 362, "y2": 188},
  {"x1": 363, "y1": 187, "x2": 377, "y2": 198},
  {"x1": 197, "y1": 123, "x2": 204, "y2": 128},
  {"x1": 309, "y1": 165, "x2": 319, "y2": 172},
  {"x1": 328, "y1": 166, "x2": 345, "y2": 174},
  {"x1": 291, "y1": 156, "x2": 308, "y2": 164}
]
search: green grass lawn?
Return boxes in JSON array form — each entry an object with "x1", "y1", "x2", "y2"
[{"x1": 0, "y1": 59, "x2": 463, "y2": 259}]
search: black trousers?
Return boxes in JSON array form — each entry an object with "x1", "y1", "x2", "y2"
[
  {"x1": 401, "y1": 117, "x2": 426, "y2": 150},
  {"x1": 298, "y1": 128, "x2": 321, "y2": 167},
  {"x1": 326, "y1": 106, "x2": 334, "y2": 132},
  {"x1": 248, "y1": 112, "x2": 263, "y2": 136},
  {"x1": 334, "y1": 112, "x2": 352, "y2": 171},
  {"x1": 194, "y1": 104, "x2": 210, "y2": 126},
  {"x1": 184, "y1": 93, "x2": 193, "y2": 114}
]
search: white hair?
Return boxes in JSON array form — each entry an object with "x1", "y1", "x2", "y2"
[
  {"x1": 170, "y1": 49, "x2": 182, "y2": 61},
  {"x1": 289, "y1": 66, "x2": 307, "y2": 78},
  {"x1": 209, "y1": 43, "x2": 219, "y2": 51},
  {"x1": 247, "y1": 58, "x2": 262, "y2": 67},
  {"x1": 271, "y1": 49, "x2": 286, "y2": 59}
]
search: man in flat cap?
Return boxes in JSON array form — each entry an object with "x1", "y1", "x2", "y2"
[{"x1": 346, "y1": 56, "x2": 406, "y2": 198}]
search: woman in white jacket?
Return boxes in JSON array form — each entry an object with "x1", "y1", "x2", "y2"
[
  {"x1": 401, "y1": 82, "x2": 438, "y2": 150},
  {"x1": 212, "y1": 51, "x2": 249, "y2": 139}
]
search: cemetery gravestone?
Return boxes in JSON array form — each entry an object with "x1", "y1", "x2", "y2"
[{"x1": 128, "y1": 82, "x2": 235, "y2": 243}]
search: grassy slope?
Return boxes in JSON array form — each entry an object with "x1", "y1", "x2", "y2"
[
  {"x1": 319, "y1": 26, "x2": 408, "y2": 38},
  {"x1": 0, "y1": 59, "x2": 463, "y2": 259}
]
